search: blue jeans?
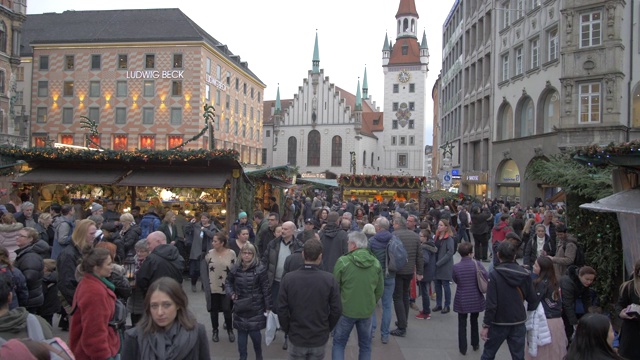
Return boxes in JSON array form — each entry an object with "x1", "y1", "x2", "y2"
[
  {"x1": 370, "y1": 276, "x2": 395, "y2": 339},
  {"x1": 418, "y1": 280, "x2": 431, "y2": 314},
  {"x1": 237, "y1": 329, "x2": 262, "y2": 360},
  {"x1": 434, "y1": 279, "x2": 451, "y2": 308},
  {"x1": 480, "y1": 324, "x2": 526, "y2": 360},
  {"x1": 332, "y1": 315, "x2": 372, "y2": 360}
]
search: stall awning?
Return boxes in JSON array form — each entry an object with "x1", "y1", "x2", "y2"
[
  {"x1": 17, "y1": 168, "x2": 128, "y2": 185},
  {"x1": 118, "y1": 169, "x2": 228, "y2": 188},
  {"x1": 579, "y1": 188, "x2": 640, "y2": 215},
  {"x1": 297, "y1": 178, "x2": 339, "y2": 188}
]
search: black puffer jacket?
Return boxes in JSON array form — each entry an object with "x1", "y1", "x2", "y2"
[
  {"x1": 31, "y1": 239, "x2": 50, "y2": 259},
  {"x1": 262, "y1": 236, "x2": 303, "y2": 285},
  {"x1": 121, "y1": 224, "x2": 142, "y2": 256},
  {"x1": 14, "y1": 244, "x2": 45, "y2": 308},
  {"x1": 136, "y1": 244, "x2": 184, "y2": 296},
  {"x1": 225, "y1": 262, "x2": 271, "y2": 332},
  {"x1": 56, "y1": 244, "x2": 82, "y2": 306}
]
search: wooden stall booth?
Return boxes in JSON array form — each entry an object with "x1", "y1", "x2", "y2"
[
  {"x1": 2, "y1": 147, "x2": 251, "y2": 230},
  {"x1": 338, "y1": 174, "x2": 427, "y2": 204}
]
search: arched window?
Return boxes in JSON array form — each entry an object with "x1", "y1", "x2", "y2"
[
  {"x1": 363, "y1": 150, "x2": 367, "y2": 167},
  {"x1": 0, "y1": 71, "x2": 5, "y2": 95},
  {"x1": 287, "y1": 136, "x2": 297, "y2": 165},
  {"x1": 496, "y1": 103, "x2": 513, "y2": 140},
  {"x1": 331, "y1": 135, "x2": 342, "y2": 166},
  {"x1": 518, "y1": 97, "x2": 534, "y2": 137},
  {"x1": 307, "y1": 130, "x2": 320, "y2": 166},
  {"x1": 371, "y1": 152, "x2": 374, "y2": 168},
  {"x1": 540, "y1": 90, "x2": 560, "y2": 133},
  {"x1": 0, "y1": 22, "x2": 6, "y2": 53}
]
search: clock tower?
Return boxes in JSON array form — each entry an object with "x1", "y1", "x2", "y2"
[{"x1": 381, "y1": 0, "x2": 429, "y2": 177}]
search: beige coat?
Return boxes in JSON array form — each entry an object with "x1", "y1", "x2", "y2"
[{"x1": 551, "y1": 237, "x2": 577, "y2": 279}]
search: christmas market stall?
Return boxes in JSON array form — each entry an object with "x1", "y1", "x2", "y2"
[
  {"x1": 338, "y1": 174, "x2": 427, "y2": 204},
  {"x1": 245, "y1": 165, "x2": 299, "y2": 214},
  {"x1": 0, "y1": 146, "x2": 252, "y2": 230}
]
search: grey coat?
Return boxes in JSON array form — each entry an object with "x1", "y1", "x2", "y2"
[{"x1": 434, "y1": 234, "x2": 455, "y2": 281}]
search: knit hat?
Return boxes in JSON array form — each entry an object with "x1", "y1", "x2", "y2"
[
  {"x1": 238, "y1": 211, "x2": 247, "y2": 219},
  {"x1": 90, "y1": 202, "x2": 103, "y2": 213}
]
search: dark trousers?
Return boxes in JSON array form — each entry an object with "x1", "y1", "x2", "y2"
[
  {"x1": 480, "y1": 324, "x2": 526, "y2": 360},
  {"x1": 458, "y1": 312, "x2": 479, "y2": 354},
  {"x1": 271, "y1": 280, "x2": 281, "y2": 309},
  {"x1": 189, "y1": 259, "x2": 199, "y2": 286},
  {"x1": 209, "y1": 293, "x2": 233, "y2": 330},
  {"x1": 392, "y1": 273, "x2": 413, "y2": 329},
  {"x1": 473, "y1": 232, "x2": 489, "y2": 260},
  {"x1": 237, "y1": 329, "x2": 262, "y2": 360}
]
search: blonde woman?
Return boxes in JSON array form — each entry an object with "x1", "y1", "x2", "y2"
[
  {"x1": 119, "y1": 213, "x2": 141, "y2": 257},
  {"x1": 56, "y1": 219, "x2": 96, "y2": 329},
  {"x1": 35, "y1": 212, "x2": 54, "y2": 248},
  {"x1": 226, "y1": 243, "x2": 270, "y2": 360}
]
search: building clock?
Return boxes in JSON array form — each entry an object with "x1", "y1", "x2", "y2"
[{"x1": 398, "y1": 69, "x2": 411, "y2": 83}]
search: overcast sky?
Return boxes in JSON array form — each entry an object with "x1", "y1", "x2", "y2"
[{"x1": 28, "y1": 0, "x2": 455, "y2": 145}]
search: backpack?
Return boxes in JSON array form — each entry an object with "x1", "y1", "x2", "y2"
[
  {"x1": 0, "y1": 314, "x2": 75, "y2": 359},
  {"x1": 566, "y1": 241, "x2": 586, "y2": 267},
  {"x1": 385, "y1": 235, "x2": 408, "y2": 275}
]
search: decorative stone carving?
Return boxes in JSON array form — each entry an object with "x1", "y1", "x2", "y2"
[
  {"x1": 502, "y1": 96, "x2": 507, "y2": 103},
  {"x1": 583, "y1": 59, "x2": 596, "y2": 72},
  {"x1": 534, "y1": 146, "x2": 544, "y2": 157},
  {"x1": 516, "y1": 28, "x2": 521, "y2": 39},
  {"x1": 607, "y1": 3, "x2": 616, "y2": 27},
  {"x1": 564, "y1": 11, "x2": 573, "y2": 34},
  {"x1": 522, "y1": 88, "x2": 527, "y2": 97},
  {"x1": 549, "y1": 8, "x2": 554, "y2": 20},
  {"x1": 545, "y1": 80, "x2": 552, "y2": 89},
  {"x1": 503, "y1": 150, "x2": 510, "y2": 159},
  {"x1": 605, "y1": 75, "x2": 615, "y2": 113},
  {"x1": 503, "y1": 37, "x2": 507, "y2": 46},
  {"x1": 562, "y1": 80, "x2": 573, "y2": 104},
  {"x1": 531, "y1": 19, "x2": 537, "y2": 29}
]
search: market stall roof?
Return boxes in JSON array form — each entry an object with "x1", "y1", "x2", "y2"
[
  {"x1": 117, "y1": 169, "x2": 228, "y2": 188},
  {"x1": 16, "y1": 168, "x2": 128, "y2": 185},
  {"x1": 245, "y1": 165, "x2": 298, "y2": 188},
  {"x1": 579, "y1": 187, "x2": 640, "y2": 215},
  {"x1": 297, "y1": 178, "x2": 339, "y2": 189}
]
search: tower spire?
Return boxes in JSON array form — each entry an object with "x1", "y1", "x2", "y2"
[
  {"x1": 275, "y1": 84, "x2": 281, "y2": 115},
  {"x1": 312, "y1": 31, "x2": 320, "y2": 74},
  {"x1": 395, "y1": 0, "x2": 419, "y2": 39},
  {"x1": 355, "y1": 78, "x2": 362, "y2": 111},
  {"x1": 362, "y1": 66, "x2": 369, "y2": 99}
]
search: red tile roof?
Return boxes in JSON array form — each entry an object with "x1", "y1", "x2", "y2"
[
  {"x1": 389, "y1": 38, "x2": 421, "y2": 65},
  {"x1": 396, "y1": 0, "x2": 419, "y2": 18}
]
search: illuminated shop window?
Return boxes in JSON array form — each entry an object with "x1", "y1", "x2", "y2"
[
  {"x1": 113, "y1": 135, "x2": 128, "y2": 150},
  {"x1": 140, "y1": 135, "x2": 155, "y2": 150}
]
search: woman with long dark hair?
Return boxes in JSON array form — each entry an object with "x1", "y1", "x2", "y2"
[
  {"x1": 526, "y1": 256, "x2": 567, "y2": 359},
  {"x1": 201, "y1": 232, "x2": 236, "y2": 343},
  {"x1": 122, "y1": 277, "x2": 210, "y2": 359},
  {"x1": 560, "y1": 265, "x2": 596, "y2": 341},
  {"x1": 564, "y1": 313, "x2": 624, "y2": 360},
  {"x1": 616, "y1": 259, "x2": 640, "y2": 359},
  {"x1": 432, "y1": 219, "x2": 455, "y2": 314}
]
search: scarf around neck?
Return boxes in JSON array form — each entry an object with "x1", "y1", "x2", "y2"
[{"x1": 138, "y1": 321, "x2": 198, "y2": 360}]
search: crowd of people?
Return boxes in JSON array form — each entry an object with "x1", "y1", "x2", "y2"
[{"x1": 0, "y1": 194, "x2": 637, "y2": 360}]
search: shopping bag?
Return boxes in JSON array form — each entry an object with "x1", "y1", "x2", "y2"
[{"x1": 265, "y1": 311, "x2": 280, "y2": 346}]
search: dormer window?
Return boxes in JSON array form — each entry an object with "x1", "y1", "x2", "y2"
[{"x1": 402, "y1": 43, "x2": 408, "y2": 55}]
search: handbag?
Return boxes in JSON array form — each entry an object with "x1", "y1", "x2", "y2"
[
  {"x1": 233, "y1": 297, "x2": 253, "y2": 313},
  {"x1": 475, "y1": 260, "x2": 488, "y2": 294},
  {"x1": 108, "y1": 299, "x2": 128, "y2": 329}
]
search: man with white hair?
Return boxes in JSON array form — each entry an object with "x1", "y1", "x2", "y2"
[
  {"x1": 341, "y1": 212, "x2": 360, "y2": 232},
  {"x1": 136, "y1": 231, "x2": 184, "y2": 296},
  {"x1": 14, "y1": 201, "x2": 38, "y2": 228},
  {"x1": 332, "y1": 232, "x2": 383, "y2": 359}
]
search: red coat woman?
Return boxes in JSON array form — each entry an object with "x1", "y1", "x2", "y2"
[{"x1": 69, "y1": 248, "x2": 120, "y2": 360}]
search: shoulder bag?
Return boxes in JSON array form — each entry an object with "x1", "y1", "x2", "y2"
[{"x1": 474, "y1": 260, "x2": 488, "y2": 294}]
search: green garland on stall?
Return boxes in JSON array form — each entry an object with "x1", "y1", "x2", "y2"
[
  {"x1": 0, "y1": 146, "x2": 239, "y2": 163},
  {"x1": 235, "y1": 177, "x2": 253, "y2": 220},
  {"x1": 527, "y1": 154, "x2": 621, "y2": 310}
]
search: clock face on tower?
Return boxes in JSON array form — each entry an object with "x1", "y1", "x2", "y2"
[{"x1": 398, "y1": 70, "x2": 411, "y2": 83}]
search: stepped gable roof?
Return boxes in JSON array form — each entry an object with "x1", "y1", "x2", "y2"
[{"x1": 21, "y1": 8, "x2": 264, "y2": 85}]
